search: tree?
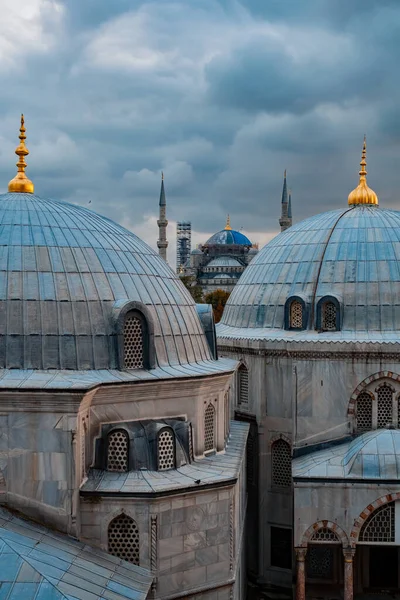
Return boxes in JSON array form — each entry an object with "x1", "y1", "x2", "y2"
[
  {"x1": 180, "y1": 275, "x2": 204, "y2": 303},
  {"x1": 204, "y1": 289, "x2": 231, "y2": 323}
]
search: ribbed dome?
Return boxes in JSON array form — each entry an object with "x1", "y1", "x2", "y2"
[
  {"x1": 205, "y1": 229, "x2": 251, "y2": 246},
  {"x1": 0, "y1": 193, "x2": 211, "y2": 369},
  {"x1": 220, "y1": 204, "x2": 400, "y2": 338}
]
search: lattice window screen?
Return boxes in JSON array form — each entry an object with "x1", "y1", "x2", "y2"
[
  {"x1": 204, "y1": 403, "x2": 216, "y2": 452},
  {"x1": 158, "y1": 430, "x2": 175, "y2": 470},
  {"x1": 377, "y1": 384, "x2": 393, "y2": 428},
  {"x1": 307, "y1": 547, "x2": 334, "y2": 579},
  {"x1": 310, "y1": 528, "x2": 340, "y2": 543},
  {"x1": 322, "y1": 302, "x2": 337, "y2": 331},
  {"x1": 271, "y1": 439, "x2": 291, "y2": 487},
  {"x1": 290, "y1": 301, "x2": 303, "y2": 329},
  {"x1": 359, "y1": 503, "x2": 395, "y2": 542},
  {"x1": 108, "y1": 514, "x2": 140, "y2": 564},
  {"x1": 107, "y1": 430, "x2": 129, "y2": 472},
  {"x1": 124, "y1": 315, "x2": 144, "y2": 369},
  {"x1": 356, "y1": 392, "x2": 373, "y2": 433},
  {"x1": 238, "y1": 366, "x2": 249, "y2": 405}
]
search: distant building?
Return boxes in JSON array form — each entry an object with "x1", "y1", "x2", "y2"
[
  {"x1": 176, "y1": 221, "x2": 191, "y2": 273},
  {"x1": 187, "y1": 215, "x2": 258, "y2": 295}
]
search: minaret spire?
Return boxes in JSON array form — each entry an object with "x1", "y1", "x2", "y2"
[
  {"x1": 157, "y1": 172, "x2": 168, "y2": 261},
  {"x1": 8, "y1": 114, "x2": 34, "y2": 194},
  {"x1": 279, "y1": 170, "x2": 291, "y2": 232}
]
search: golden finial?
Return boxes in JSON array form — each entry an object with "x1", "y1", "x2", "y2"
[
  {"x1": 225, "y1": 214, "x2": 232, "y2": 230},
  {"x1": 161, "y1": 171, "x2": 164, "y2": 181},
  {"x1": 348, "y1": 136, "x2": 378, "y2": 206},
  {"x1": 8, "y1": 114, "x2": 34, "y2": 194},
  {"x1": 284, "y1": 169, "x2": 287, "y2": 178}
]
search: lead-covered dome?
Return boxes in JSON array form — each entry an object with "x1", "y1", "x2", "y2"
[
  {"x1": 220, "y1": 204, "x2": 400, "y2": 339},
  {"x1": 0, "y1": 192, "x2": 212, "y2": 370}
]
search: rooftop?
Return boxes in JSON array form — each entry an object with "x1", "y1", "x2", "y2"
[{"x1": 0, "y1": 506, "x2": 153, "y2": 599}]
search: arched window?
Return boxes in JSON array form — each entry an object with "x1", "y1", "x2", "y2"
[
  {"x1": 310, "y1": 528, "x2": 340, "y2": 543},
  {"x1": 124, "y1": 313, "x2": 144, "y2": 369},
  {"x1": 204, "y1": 403, "x2": 216, "y2": 452},
  {"x1": 316, "y1": 296, "x2": 340, "y2": 332},
  {"x1": 359, "y1": 503, "x2": 395, "y2": 542},
  {"x1": 356, "y1": 391, "x2": 373, "y2": 433},
  {"x1": 377, "y1": 384, "x2": 393, "y2": 429},
  {"x1": 321, "y1": 302, "x2": 338, "y2": 331},
  {"x1": 289, "y1": 300, "x2": 303, "y2": 329},
  {"x1": 271, "y1": 439, "x2": 291, "y2": 487},
  {"x1": 107, "y1": 430, "x2": 129, "y2": 472},
  {"x1": 158, "y1": 429, "x2": 175, "y2": 470},
  {"x1": 238, "y1": 365, "x2": 249, "y2": 406},
  {"x1": 108, "y1": 514, "x2": 140, "y2": 564}
]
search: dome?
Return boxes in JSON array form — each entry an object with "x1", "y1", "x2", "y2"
[
  {"x1": 205, "y1": 229, "x2": 252, "y2": 246},
  {"x1": 293, "y1": 430, "x2": 400, "y2": 480},
  {"x1": 220, "y1": 204, "x2": 400, "y2": 339},
  {"x1": 206, "y1": 257, "x2": 243, "y2": 268},
  {"x1": 0, "y1": 192, "x2": 212, "y2": 370}
]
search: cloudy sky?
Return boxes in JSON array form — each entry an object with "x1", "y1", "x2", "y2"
[{"x1": 0, "y1": 0, "x2": 399, "y2": 263}]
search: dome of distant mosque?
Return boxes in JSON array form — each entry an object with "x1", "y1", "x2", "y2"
[
  {"x1": 218, "y1": 140, "x2": 400, "y2": 341},
  {"x1": 204, "y1": 216, "x2": 252, "y2": 247}
]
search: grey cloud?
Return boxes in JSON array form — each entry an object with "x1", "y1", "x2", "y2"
[{"x1": 0, "y1": 0, "x2": 399, "y2": 262}]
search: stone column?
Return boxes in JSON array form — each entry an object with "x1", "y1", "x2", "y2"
[
  {"x1": 343, "y1": 547, "x2": 356, "y2": 600},
  {"x1": 295, "y1": 547, "x2": 307, "y2": 600}
]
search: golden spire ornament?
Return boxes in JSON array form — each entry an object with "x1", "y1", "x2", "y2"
[
  {"x1": 225, "y1": 214, "x2": 232, "y2": 230},
  {"x1": 8, "y1": 114, "x2": 34, "y2": 194},
  {"x1": 348, "y1": 136, "x2": 378, "y2": 206}
]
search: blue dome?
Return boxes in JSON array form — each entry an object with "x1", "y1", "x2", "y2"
[
  {"x1": 205, "y1": 229, "x2": 252, "y2": 246},
  {"x1": 220, "y1": 205, "x2": 400, "y2": 339},
  {"x1": 0, "y1": 193, "x2": 211, "y2": 370}
]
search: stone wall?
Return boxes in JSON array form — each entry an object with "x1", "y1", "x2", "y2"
[{"x1": 80, "y1": 481, "x2": 245, "y2": 599}]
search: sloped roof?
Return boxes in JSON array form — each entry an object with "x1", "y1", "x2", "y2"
[
  {"x1": 293, "y1": 429, "x2": 400, "y2": 480},
  {"x1": 0, "y1": 507, "x2": 152, "y2": 599}
]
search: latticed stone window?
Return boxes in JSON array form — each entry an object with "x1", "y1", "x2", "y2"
[
  {"x1": 124, "y1": 314, "x2": 144, "y2": 369},
  {"x1": 310, "y1": 528, "x2": 340, "y2": 543},
  {"x1": 321, "y1": 302, "x2": 337, "y2": 331},
  {"x1": 356, "y1": 392, "x2": 373, "y2": 433},
  {"x1": 359, "y1": 503, "x2": 395, "y2": 542},
  {"x1": 271, "y1": 439, "x2": 291, "y2": 487},
  {"x1": 204, "y1": 403, "x2": 216, "y2": 452},
  {"x1": 289, "y1": 300, "x2": 303, "y2": 329},
  {"x1": 158, "y1": 429, "x2": 175, "y2": 470},
  {"x1": 307, "y1": 546, "x2": 334, "y2": 580},
  {"x1": 107, "y1": 430, "x2": 129, "y2": 472},
  {"x1": 377, "y1": 384, "x2": 393, "y2": 428},
  {"x1": 238, "y1": 365, "x2": 249, "y2": 406},
  {"x1": 108, "y1": 514, "x2": 140, "y2": 564}
]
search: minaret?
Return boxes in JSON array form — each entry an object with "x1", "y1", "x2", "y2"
[
  {"x1": 8, "y1": 114, "x2": 34, "y2": 194},
  {"x1": 279, "y1": 170, "x2": 291, "y2": 232},
  {"x1": 157, "y1": 172, "x2": 168, "y2": 261},
  {"x1": 288, "y1": 189, "x2": 292, "y2": 223}
]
